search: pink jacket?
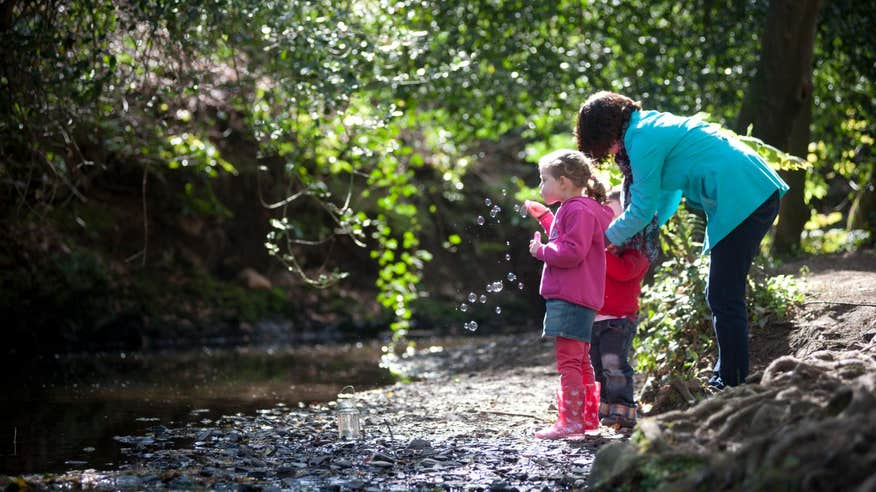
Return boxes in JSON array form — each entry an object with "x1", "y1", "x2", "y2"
[{"x1": 535, "y1": 196, "x2": 613, "y2": 311}]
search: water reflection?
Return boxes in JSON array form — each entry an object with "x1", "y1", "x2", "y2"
[{"x1": 1, "y1": 342, "x2": 394, "y2": 474}]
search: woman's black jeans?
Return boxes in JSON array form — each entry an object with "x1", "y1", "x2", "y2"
[{"x1": 707, "y1": 191, "x2": 781, "y2": 388}]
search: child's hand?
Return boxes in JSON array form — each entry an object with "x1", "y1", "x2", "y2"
[
  {"x1": 524, "y1": 200, "x2": 548, "y2": 219},
  {"x1": 529, "y1": 231, "x2": 543, "y2": 258},
  {"x1": 606, "y1": 244, "x2": 619, "y2": 256}
]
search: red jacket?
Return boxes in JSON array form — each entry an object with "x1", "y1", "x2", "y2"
[
  {"x1": 538, "y1": 206, "x2": 647, "y2": 316},
  {"x1": 600, "y1": 248, "x2": 649, "y2": 319}
]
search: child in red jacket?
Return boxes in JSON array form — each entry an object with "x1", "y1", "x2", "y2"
[
  {"x1": 591, "y1": 189, "x2": 649, "y2": 428},
  {"x1": 527, "y1": 189, "x2": 650, "y2": 429}
]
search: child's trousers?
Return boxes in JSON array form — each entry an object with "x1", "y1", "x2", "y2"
[
  {"x1": 556, "y1": 335, "x2": 596, "y2": 388},
  {"x1": 590, "y1": 318, "x2": 637, "y2": 406}
]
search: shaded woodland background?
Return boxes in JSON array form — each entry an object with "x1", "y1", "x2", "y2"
[{"x1": 1, "y1": 0, "x2": 873, "y2": 360}]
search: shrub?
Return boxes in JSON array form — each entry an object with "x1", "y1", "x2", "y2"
[{"x1": 634, "y1": 207, "x2": 804, "y2": 382}]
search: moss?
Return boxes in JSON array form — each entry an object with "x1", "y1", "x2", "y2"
[
  {"x1": 639, "y1": 454, "x2": 712, "y2": 490},
  {"x1": 127, "y1": 265, "x2": 299, "y2": 326}
]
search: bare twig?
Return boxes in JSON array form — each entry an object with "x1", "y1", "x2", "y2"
[
  {"x1": 383, "y1": 419, "x2": 395, "y2": 441},
  {"x1": 478, "y1": 410, "x2": 550, "y2": 421},
  {"x1": 260, "y1": 187, "x2": 312, "y2": 209},
  {"x1": 803, "y1": 301, "x2": 876, "y2": 308}
]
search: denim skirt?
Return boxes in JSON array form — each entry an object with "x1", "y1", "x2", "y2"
[{"x1": 543, "y1": 299, "x2": 597, "y2": 343}]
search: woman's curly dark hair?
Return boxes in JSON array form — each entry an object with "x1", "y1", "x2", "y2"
[{"x1": 575, "y1": 91, "x2": 642, "y2": 161}]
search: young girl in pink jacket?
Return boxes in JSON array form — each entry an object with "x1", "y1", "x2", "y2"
[{"x1": 527, "y1": 149, "x2": 613, "y2": 439}]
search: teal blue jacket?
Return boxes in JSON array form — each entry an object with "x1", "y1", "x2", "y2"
[{"x1": 605, "y1": 110, "x2": 789, "y2": 253}]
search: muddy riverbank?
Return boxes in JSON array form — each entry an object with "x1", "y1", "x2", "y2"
[{"x1": 4, "y1": 250, "x2": 876, "y2": 491}]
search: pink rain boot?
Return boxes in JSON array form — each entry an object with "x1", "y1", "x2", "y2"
[
  {"x1": 535, "y1": 386, "x2": 586, "y2": 439},
  {"x1": 582, "y1": 382, "x2": 601, "y2": 432}
]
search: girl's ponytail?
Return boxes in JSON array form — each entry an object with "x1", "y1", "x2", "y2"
[{"x1": 584, "y1": 176, "x2": 607, "y2": 204}]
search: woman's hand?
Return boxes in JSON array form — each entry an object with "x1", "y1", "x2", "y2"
[
  {"x1": 524, "y1": 200, "x2": 548, "y2": 219},
  {"x1": 529, "y1": 231, "x2": 543, "y2": 257}
]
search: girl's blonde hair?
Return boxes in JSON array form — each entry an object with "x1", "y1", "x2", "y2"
[{"x1": 538, "y1": 149, "x2": 607, "y2": 203}]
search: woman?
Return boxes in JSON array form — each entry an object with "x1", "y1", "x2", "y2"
[{"x1": 575, "y1": 91, "x2": 789, "y2": 389}]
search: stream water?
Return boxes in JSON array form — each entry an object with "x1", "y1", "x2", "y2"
[{"x1": 1, "y1": 342, "x2": 395, "y2": 475}]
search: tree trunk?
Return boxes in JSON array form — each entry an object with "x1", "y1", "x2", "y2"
[
  {"x1": 735, "y1": 0, "x2": 822, "y2": 256},
  {"x1": 0, "y1": 0, "x2": 16, "y2": 32},
  {"x1": 847, "y1": 160, "x2": 876, "y2": 234},
  {"x1": 772, "y1": 102, "x2": 812, "y2": 255}
]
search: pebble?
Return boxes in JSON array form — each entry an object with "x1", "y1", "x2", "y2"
[{"x1": 406, "y1": 438, "x2": 431, "y2": 450}]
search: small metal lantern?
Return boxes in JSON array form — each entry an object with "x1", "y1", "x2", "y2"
[{"x1": 337, "y1": 385, "x2": 361, "y2": 440}]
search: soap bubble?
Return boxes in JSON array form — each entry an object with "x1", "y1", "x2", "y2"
[
  {"x1": 460, "y1": 303, "x2": 469, "y2": 312},
  {"x1": 464, "y1": 321, "x2": 479, "y2": 331},
  {"x1": 485, "y1": 198, "x2": 492, "y2": 207},
  {"x1": 495, "y1": 306, "x2": 502, "y2": 314},
  {"x1": 519, "y1": 203, "x2": 529, "y2": 218},
  {"x1": 513, "y1": 204, "x2": 520, "y2": 214},
  {"x1": 507, "y1": 272, "x2": 517, "y2": 282},
  {"x1": 501, "y1": 188, "x2": 507, "y2": 196},
  {"x1": 491, "y1": 281, "x2": 503, "y2": 293},
  {"x1": 489, "y1": 205, "x2": 501, "y2": 218},
  {"x1": 468, "y1": 292, "x2": 477, "y2": 303},
  {"x1": 479, "y1": 295, "x2": 487, "y2": 303},
  {"x1": 518, "y1": 282, "x2": 525, "y2": 290},
  {"x1": 476, "y1": 215, "x2": 485, "y2": 226},
  {"x1": 505, "y1": 253, "x2": 511, "y2": 261}
]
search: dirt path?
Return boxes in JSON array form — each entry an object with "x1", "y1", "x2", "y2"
[
  {"x1": 780, "y1": 250, "x2": 876, "y2": 357},
  {"x1": 6, "y1": 250, "x2": 875, "y2": 490}
]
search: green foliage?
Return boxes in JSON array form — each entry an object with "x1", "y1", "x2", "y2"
[
  {"x1": 635, "y1": 206, "x2": 804, "y2": 382},
  {"x1": 808, "y1": 0, "x2": 876, "y2": 232},
  {"x1": 798, "y1": 211, "x2": 872, "y2": 254},
  {"x1": 635, "y1": 208, "x2": 712, "y2": 380},
  {"x1": 747, "y1": 267, "x2": 804, "y2": 328},
  {"x1": 801, "y1": 228, "x2": 872, "y2": 254},
  {"x1": 636, "y1": 254, "x2": 713, "y2": 379},
  {"x1": 0, "y1": 249, "x2": 112, "y2": 345},
  {"x1": 806, "y1": 115, "x2": 874, "y2": 213},
  {"x1": 176, "y1": 269, "x2": 295, "y2": 323},
  {"x1": 1, "y1": 0, "x2": 873, "y2": 347}
]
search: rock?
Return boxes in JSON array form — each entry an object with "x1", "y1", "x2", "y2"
[
  {"x1": 149, "y1": 425, "x2": 169, "y2": 436},
  {"x1": 406, "y1": 438, "x2": 432, "y2": 450},
  {"x1": 588, "y1": 440, "x2": 638, "y2": 487},
  {"x1": 114, "y1": 475, "x2": 142, "y2": 488},
  {"x1": 419, "y1": 458, "x2": 441, "y2": 468},
  {"x1": 238, "y1": 268, "x2": 272, "y2": 289}
]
